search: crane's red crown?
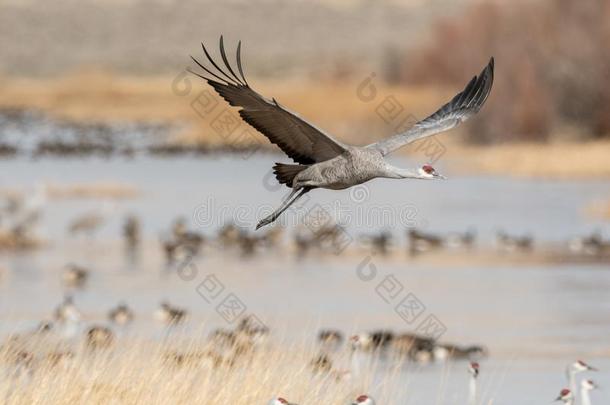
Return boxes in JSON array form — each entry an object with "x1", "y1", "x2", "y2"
[{"x1": 422, "y1": 164, "x2": 435, "y2": 174}]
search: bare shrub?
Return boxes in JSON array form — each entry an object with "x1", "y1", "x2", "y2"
[{"x1": 403, "y1": 0, "x2": 610, "y2": 143}]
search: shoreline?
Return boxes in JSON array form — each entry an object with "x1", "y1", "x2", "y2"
[{"x1": 1, "y1": 74, "x2": 609, "y2": 179}]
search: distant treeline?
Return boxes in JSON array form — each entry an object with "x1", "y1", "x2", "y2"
[{"x1": 399, "y1": 0, "x2": 610, "y2": 143}]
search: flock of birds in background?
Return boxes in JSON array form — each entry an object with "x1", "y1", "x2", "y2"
[
  {"x1": 267, "y1": 360, "x2": 601, "y2": 405},
  {"x1": 0, "y1": 182, "x2": 608, "y2": 404},
  {"x1": 1, "y1": 242, "x2": 601, "y2": 405},
  {"x1": 1, "y1": 185, "x2": 608, "y2": 261},
  {"x1": 8, "y1": 284, "x2": 603, "y2": 405},
  {"x1": 0, "y1": 186, "x2": 607, "y2": 404}
]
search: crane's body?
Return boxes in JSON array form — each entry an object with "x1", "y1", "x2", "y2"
[
  {"x1": 468, "y1": 362, "x2": 479, "y2": 405},
  {"x1": 290, "y1": 147, "x2": 433, "y2": 190},
  {"x1": 189, "y1": 37, "x2": 494, "y2": 229}
]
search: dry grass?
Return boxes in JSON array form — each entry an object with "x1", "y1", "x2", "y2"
[
  {"x1": 0, "y1": 70, "x2": 454, "y2": 146},
  {"x1": 444, "y1": 139, "x2": 610, "y2": 179},
  {"x1": 0, "y1": 231, "x2": 42, "y2": 251},
  {"x1": 0, "y1": 333, "x2": 395, "y2": 405},
  {"x1": 45, "y1": 182, "x2": 141, "y2": 200}
]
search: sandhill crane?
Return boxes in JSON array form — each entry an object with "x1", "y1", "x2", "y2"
[
  {"x1": 408, "y1": 228, "x2": 444, "y2": 255},
  {"x1": 580, "y1": 379, "x2": 598, "y2": 405},
  {"x1": 555, "y1": 388, "x2": 574, "y2": 404},
  {"x1": 123, "y1": 214, "x2": 140, "y2": 249},
  {"x1": 68, "y1": 201, "x2": 115, "y2": 236},
  {"x1": 189, "y1": 37, "x2": 494, "y2": 229},
  {"x1": 62, "y1": 263, "x2": 88, "y2": 288},
  {"x1": 433, "y1": 343, "x2": 487, "y2": 362},
  {"x1": 86, "y1": 326, "x2": 114, "y2": 350},
  {"x1": 318, "y1": 329, "x2": 344, "y2": 350},
  {"x1": 566, "y1": 360, "x2": 597, "y2": 400},
  {"x1": 155, "y1": 301, "x2": 187, "y2": 325},
  {"x1": 7, "y1": 183, "x2": 46, "y2": 238},
  {"x1": 53, "y1": 295, "x2": 82, "y2": 338},
  {"x1": 108, "y1": 302, "x2": 134, "y2": 326},
  {"x1": 496, "y1": 230, "x2": 533, "y2": 252},
  {"x1": 468, "y1": 362, "x2": 479, "y2": 405}
]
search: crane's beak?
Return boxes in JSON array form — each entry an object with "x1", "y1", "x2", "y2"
[{"x1": 434, "y1": 173, "x2": 447, "y2": 180}]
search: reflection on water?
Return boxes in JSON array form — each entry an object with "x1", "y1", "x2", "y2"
[{"x1": 0, "y1": 156, "x2": 609, "y2": 404}]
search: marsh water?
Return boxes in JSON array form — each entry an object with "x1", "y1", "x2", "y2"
[{"x1": 0, "y1": 155, "x2": 609, "y2": 404}]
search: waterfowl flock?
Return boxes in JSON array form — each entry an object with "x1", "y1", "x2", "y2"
[
  {"x1": 156, "y1": 218, "x2": 610, "y2": 262},
  {"x1": 271, "y1": 360, "x2": 601, "y2": 405},
  {"x1": 0, "y1": 183, "x2": 608, "y2": 265},
  {"x1": 555, "y1": 361, "x2": 599, "y2": 404},
  {"x1": 0, "y1": 107, "x2": 262, "y2": 159}
]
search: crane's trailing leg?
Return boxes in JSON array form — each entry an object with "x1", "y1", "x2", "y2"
[{"x1": 256, "y1": 188, "x2": 309, "y2": 230}]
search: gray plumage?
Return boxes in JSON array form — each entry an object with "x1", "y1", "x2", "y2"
[{"x1": 189, "y1": 37, "x2": 495, "y2": 229}]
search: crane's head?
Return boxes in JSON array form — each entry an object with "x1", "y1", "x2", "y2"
[
  {"x1": 554, "y1": 388, "x2": 572, "y2": 402},
  {"x1": 571, "y1": 360, "x2": 597, "y2": 372},
  {"x1": 352, "y1": 394, "x2": 376, "y2": 405},
  {"x1": 581, "y1": 379, "x2": 598, "y2": 391},
  {"x1": 468, "y1": 362, "x2": 480, "y2": 377},
  {"x1": 419, "y1": 164, "x2": 446, "y2": 179}
]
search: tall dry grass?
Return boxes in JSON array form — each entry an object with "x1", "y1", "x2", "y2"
[
  {"x1": 0, "y1": 332, "x2": 405, "y2": 405},
  {"x1": 444, "y1": 139, "x2": 610, "y2": 179}
]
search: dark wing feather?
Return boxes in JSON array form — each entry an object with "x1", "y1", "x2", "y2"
[
  {"x1": 189, "y1": 38, "x2": 346, "y2": 164},
  {"x1": 371, "y1": 57, "x2": 494, "y2": 156}
]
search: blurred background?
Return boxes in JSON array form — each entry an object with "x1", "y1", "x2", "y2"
[{"x1": 0, "y1": 1, "x2": 609, "y2": 404}]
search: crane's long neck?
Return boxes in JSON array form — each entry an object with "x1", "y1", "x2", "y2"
[
  {"x1": 468, "y1": 375, "x2": 477, "y2": 405},
  {"x1": 382, "y1": 164, "x2": 426, "y2": 180},
  {"x1": 568, "y1": 370, "x2": 577, "y2": 400},
  {"x1": 581, "y1": 389, "x2": 591, "y2": 405}
]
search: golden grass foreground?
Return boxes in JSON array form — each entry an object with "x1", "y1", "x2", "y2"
[{"x1": 0, "y1": 331, "x2": 409, "y2": 405}]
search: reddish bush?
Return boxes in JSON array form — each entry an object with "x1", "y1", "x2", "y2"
[{"x1": 403, "y1": 0, "x2": 610, "y2": 143}]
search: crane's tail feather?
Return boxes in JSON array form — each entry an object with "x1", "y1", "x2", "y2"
[{"x1": 273, "y1": 163, "x2": 308, "y2": 187}]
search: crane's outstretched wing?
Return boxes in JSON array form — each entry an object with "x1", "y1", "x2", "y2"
[
  {"x1": 189, "y1": 37, "x2": 346, "y2": 165},
  {"x1": 370, "y1": 58, "x2": 494, "y2": 156}
]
